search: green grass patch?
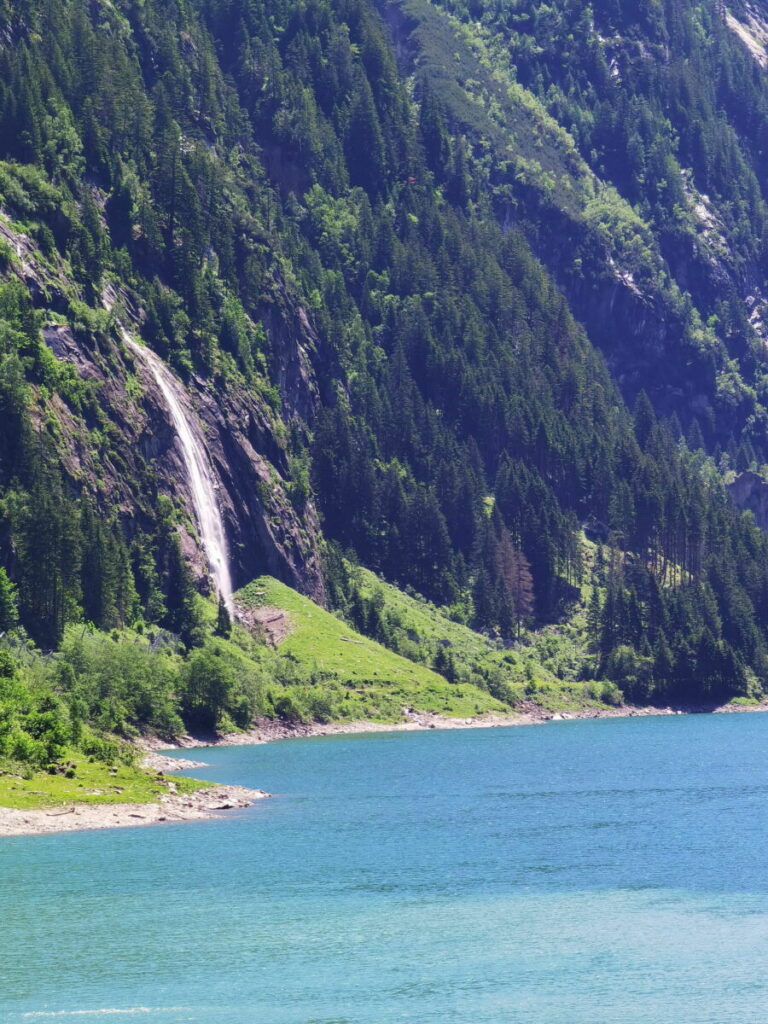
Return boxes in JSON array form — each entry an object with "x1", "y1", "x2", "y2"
[
  {"x1": 346, "y1": 563, "x2": 611, "y2": 711},
  {"x1": 237, "y1": 577, "x2": 509, "y2": 720},
  {"x1": 355, "y1": 567, "x2": 499, "y2": 665},
  {"x1": 0, "y1": 751, "x2": 208, "y2": 810}
]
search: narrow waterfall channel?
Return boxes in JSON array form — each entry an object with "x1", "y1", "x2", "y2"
[{"x1": 121, "y1": 328, "x2": 235, "y2": 612}]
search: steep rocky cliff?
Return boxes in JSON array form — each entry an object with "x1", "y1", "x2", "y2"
[{"x1": 2, "y1": 209, "x2": 325, "y2": 604}]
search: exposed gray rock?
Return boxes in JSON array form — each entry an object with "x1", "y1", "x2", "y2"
[{"x1": 727, "y1": 471, "x2": 768, "y2": 530}]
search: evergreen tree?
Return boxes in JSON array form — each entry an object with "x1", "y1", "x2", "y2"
[
  {"x1": 215, "y1": 594, "x2": 232, "y2": 638},
  {"x1": 163, "y1": 533, "x2": 203, "y2": 649},
  {"x1": 0, "y1": 568, "x2": 18, "y2": 634}
]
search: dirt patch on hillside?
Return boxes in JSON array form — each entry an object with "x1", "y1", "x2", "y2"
[
  {"x1": 727, "y1": 6, "x2": 768, "y2": 67},
  {"x1": 237, "y1": 604, "x2": 293, "y2": 647}
]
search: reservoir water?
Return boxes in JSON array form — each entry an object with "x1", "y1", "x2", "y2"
[{"x1": 2, "y1": 714, "x2": 768, "y2": 1023}]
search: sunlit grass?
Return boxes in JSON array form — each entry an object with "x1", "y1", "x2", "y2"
[
  {"x1": 0, "y1": 750, "x2": 208, "y2": 810},
  {"x1": 237, "y1": 577, "x2": 510, "y2": 719}
]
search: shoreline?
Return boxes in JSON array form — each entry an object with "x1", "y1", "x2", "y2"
[
  {"x1": 148, "y1": 698, "x2": 768, "y2": 753},
  {"x1": 3, "y1": 699, "x2": 766, "y2": 838},
  {"x1": 0, "y1": 784, "x2": 269, "y2": 838}
]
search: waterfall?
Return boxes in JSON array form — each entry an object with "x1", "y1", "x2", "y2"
[{"x1": 121, "y1": 328, "x2": 235, "y2": 613}]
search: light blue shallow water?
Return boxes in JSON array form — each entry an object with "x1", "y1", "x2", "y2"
[{"x1": 2, "y1": 714, "x2": 768, "y2": 1023}]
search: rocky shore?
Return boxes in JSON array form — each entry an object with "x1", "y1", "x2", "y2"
[
  {"x1": 0, "y1": 784, "x2": 269, "y2": 838},
  {"x1": 145, "y1": 698, "x2": 768, "y2": 753}
]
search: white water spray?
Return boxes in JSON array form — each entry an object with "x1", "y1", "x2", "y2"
[{"x1": 121, "y1": 328, "x2": 234, "y2": 613}]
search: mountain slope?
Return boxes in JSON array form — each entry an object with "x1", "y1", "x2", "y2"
[
  {"x1": 1, "y1": 0, "x2": 768, "y2": 782},
  {"x1": 384, "y1": 0, "x2": 768, "y2": 452}
]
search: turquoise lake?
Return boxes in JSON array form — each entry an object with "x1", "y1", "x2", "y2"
[{"x1": 2, "y1": 713, "x2": 768, "y2": 1023}]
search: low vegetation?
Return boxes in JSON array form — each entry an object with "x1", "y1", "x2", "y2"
[
  {"x1": 324, "y1": 556, "x2": 623, "y2": 713},
  {"x1": 237, "y1": 576, "x2": 510, "y2": 721},
  {"x1": 0, "y1": 576, "x2": 512, "y2": 808},
  {"x1": 0, "y1": 752, "x2": 206, "y2": 811}
]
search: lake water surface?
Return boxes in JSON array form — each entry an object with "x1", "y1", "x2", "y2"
[{"x1": 2, "y1": 714, "x2": 768, "y2": 1023}]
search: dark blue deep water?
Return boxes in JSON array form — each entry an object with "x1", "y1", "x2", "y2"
[{"x1": 2, "y1": 713, "x2": 768, "y2": 1023}]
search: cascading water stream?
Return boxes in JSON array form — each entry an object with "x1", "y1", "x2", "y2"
[{"x1": 120, "y1": 328, "x2": 235, "y2": 613}]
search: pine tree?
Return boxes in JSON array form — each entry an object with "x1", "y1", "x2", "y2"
[
  {"x1": 652, "y1": 632, "x2": 674, "y2": 699},
  {"x1": 15, "y1": 466, "x2": 82, "y2": 649},
  {"x1": 215, "y1": 594, "x2": 232, "y2": 638},
  {"x1": 345, "y1": 74, "x2": 385, "y2": 196},
  {"x1": 497, "y1": 528, "x2": 534, "y2": 639},
  {"x1": 419, "y1": 80, "x2": 450, "y2": 178},
  {"x1": 0, "y1": 568, "x2": 18, "y2": 634},
  {"x1": 163, "y1": 533, "x2": 203, "y2": 649}
]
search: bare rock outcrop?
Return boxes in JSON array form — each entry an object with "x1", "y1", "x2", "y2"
[
  {"x1": 727, "y1": 470, "x2": 768, "y2": 530},
  {"x1": 119, "y1": 337, "x2": 326, "y2": 602}
]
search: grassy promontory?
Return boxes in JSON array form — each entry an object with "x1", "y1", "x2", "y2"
[{"x1": 0, "y1": 749, "x2": 208, "y2": 811}]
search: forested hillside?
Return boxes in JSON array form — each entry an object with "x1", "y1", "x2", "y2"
[{"x1": 2, "y1": 0, "x2": 768, "y2": 776}]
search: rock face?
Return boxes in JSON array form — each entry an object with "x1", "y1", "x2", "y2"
[
  {"x1": 182, "y1": 371, "x2": 326, "y2": 602},
  {"x1": 727, "y1": 471, "x2": 768, "y2": 530},
  {"x1": 121, "y1": 332, "x2": 325, "y2": 602},
  {"x1": 2, "y1": 207, "x2": 327, "y2": 605},
  {"x1": 66, "y1": 318, "x2": 324, "y2": 600}
]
